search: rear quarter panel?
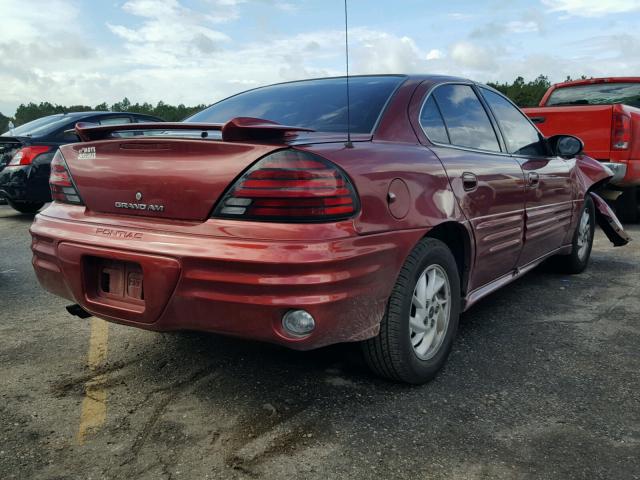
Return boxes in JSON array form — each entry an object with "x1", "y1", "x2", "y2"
[{"x1": 298, "y1": 141, "x2": 466, "y2": 235}]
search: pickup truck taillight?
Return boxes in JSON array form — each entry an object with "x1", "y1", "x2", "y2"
[
  {"x1": 212, "y1": 149, "x2": 359, "y2": 222},
  {"x1": 50, "y1": 150, "x2": 84, "y2": 205},
  {"x1": 612, "y1": 112, "x2": 631, "y2": 150}
]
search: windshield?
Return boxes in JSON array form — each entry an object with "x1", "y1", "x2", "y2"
[
  {"x1": 547, "y1": 82, "x2": 640, "y2": 107},
  {"x1": 2, "y1": 114, "x2": 73, "y2": 137},
  {"x1": 186, "y1": 76, "x2": 405, "y2": 134}
]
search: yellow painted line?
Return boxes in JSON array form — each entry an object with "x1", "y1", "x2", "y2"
[{"x1": 76, "y1": 318, "x2": 109, "y2": 445}]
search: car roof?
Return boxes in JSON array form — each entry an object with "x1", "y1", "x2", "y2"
[
  {"x1": 2, "y1": 111, "x2": 162, "y2": 138},
  {"x1": 250, "y1": 73, "x2": 474, "y2": 88}
]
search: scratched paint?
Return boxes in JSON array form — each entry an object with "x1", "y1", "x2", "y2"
[{"x1": 77, "y1": 318, "x2": 109, "y2": 445}]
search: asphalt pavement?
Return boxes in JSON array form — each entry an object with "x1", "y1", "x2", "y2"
[{"x1": 1, "y1": 204, "x2": 639, "y2": 479}]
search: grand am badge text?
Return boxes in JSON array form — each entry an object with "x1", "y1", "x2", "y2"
[
  {"x1": 114, "y1": 202, "x2": 165, "y2": 212},
  {"x1": 78, "y1": 146, "x2": 96, "y2": 160}
]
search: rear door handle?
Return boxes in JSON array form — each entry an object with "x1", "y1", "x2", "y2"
[
  {"x1": 530, "y1": 116, "x2": 546, "y2": 124},
  {"x1": 527, "y1": 172, "x2": 539, "y2": 187},
  {"x1": 462, "y1": 172, "x2": 478, "y2": 191}
]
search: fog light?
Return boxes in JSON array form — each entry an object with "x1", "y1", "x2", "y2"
[{"x1": 282, "y1": 310, "x2": 315, "y2": 337}]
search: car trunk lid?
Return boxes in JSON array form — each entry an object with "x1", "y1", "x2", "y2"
[
  {"x1": 61, "y1": 119, "x2": 321, "y2": 221},
  {"x1": 61, "y1": 138, "x2": 283, "y2": 221}
]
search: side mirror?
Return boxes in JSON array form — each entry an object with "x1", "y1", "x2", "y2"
[{"x1": 547, "y1": 134, "x2": 584, "y2": 159}]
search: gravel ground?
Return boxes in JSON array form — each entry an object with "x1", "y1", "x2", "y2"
[{"x1": 1, "y1": 204, "x2": 638, "y2": 479}]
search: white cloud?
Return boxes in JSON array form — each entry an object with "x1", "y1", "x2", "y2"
[
  {"x1": 506, "y1": 20, "x2": 539, "y2": 33},
  {"x1": 449, "y1": 42, "x2": 497, "y2": 71},
  {"x1": 426, "y1": 49, "x2": 445, "y2": 60},
  {"x1": 107, "y1": 0, "x2": 233, "y2": 65},
  {"x1": 2, "y1": 0, "x2": 640, "y2": 116},
  {"x1": 352, "y1": 31, "x2": 425, "y2": 73},
  {"x1": 447, "y1": 12, "x2": 474, "y2": 20},
  {"x1": 542, "y1": 0, "x2": 640, "y2": 17}
]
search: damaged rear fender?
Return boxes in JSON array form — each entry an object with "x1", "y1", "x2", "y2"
[
  {"x1": 575, "y1": 155, "x2": 614, "y2": 192},
  {"x1": 589, "y1": 192, "x2": 631, "y2": 247}
]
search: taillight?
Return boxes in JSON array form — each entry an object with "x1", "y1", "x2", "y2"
[
  {"x1": 50, "y1": 149, "x2": 84, "y2": 205},
  {"x1": 612, "y1": 112, "x2": 631, "y2": 150},
  {"x1": 7, "y1": 146, "x2": 51, "y2": 166},
  {"x1": 213, "y1": 149, "x2": 359, "y2": 222}
]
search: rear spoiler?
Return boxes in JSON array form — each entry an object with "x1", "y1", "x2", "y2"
[{"x1": 75, "y1": 117, "x2": 314, "y2": 142}]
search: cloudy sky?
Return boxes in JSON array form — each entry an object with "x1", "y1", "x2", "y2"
[{"x1": 1, "y1": 0, "x2": 639, "y2": 115}]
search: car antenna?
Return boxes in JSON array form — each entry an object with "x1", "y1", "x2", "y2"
[{"x1": 343, "y1": 0, "x2": 353, "y2": 148}]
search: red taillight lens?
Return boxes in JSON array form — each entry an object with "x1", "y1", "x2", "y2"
[
  {"x1": 612, "y1": 112, "x2": 631, "y2": 150},
  {"x1": 50, "y1": 150, "x2": 84, "y2": 205},
  {"x1": 213, "y1": 149, "x2": 359, "y2": 222},
  {"x1": 7, "y1": 146, "x2": 51, "y2": 166}
]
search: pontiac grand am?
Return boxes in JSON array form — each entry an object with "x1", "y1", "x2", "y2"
[{"x1": 30, "y1": 75, "x2": 629, "y2": 383}]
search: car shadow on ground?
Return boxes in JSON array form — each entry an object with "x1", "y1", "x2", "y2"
[{"x1": 0, "y1": 205, "x2": 43, "y2": 223}]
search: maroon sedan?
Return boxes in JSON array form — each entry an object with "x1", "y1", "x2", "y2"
[{"x1": 31, "y1": 75, "x2": 629, "y2": 383}]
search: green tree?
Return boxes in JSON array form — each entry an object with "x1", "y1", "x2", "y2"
[
  {"x1": 487, "y1": 75, "x2": 552, "y2": 107},
  {"x1": 111, "y1": 97, "x2": 131, "y2": 112},
  {"x1": 0, "y1": 112, "x2": 11, "y2": 133}
]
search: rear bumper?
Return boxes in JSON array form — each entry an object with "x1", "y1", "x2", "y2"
[
  {"x1": 601, "y1": 162, "x2": 627, "y2": 185},
  {"x1": 609, "y1": 158, "x2": 640, "y2": 187},
  {"x1": 30, "y1": 212, "x2": 424, "y2": 350}
]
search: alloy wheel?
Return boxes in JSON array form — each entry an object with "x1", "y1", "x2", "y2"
[
  {"x1": 576, "y1": 208, "x2": 591, "y2": 261},
  {"x1": 409, "y1": 264, "x2": 451, "y2": 360}
]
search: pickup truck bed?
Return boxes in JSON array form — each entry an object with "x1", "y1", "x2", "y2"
[{"x1": 524, "y1": 103, "x2": 640, "y2": 186}]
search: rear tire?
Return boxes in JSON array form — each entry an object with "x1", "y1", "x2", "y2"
[
  {"x1": 7, "y1": 200, "x2": 45, "y2": 214},
  {"x1": 615, "y1": 187, "x2": 639, "y2": 224},
  {"x1": 554, "y1": 195, "x2": 595, "y2": 274},
  {"x1": 361, "y1": 238, "x2": 461, "y2": 384}
]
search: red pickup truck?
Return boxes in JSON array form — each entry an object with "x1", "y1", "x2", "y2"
[{"x1": 523, "y1": 77, "x2": 640, "y2": 222}]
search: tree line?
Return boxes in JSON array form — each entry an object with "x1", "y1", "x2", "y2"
[
  {"x1": 1, "y1": 75, "x2": 587, "y2": 134},
  {"x1": 0, "y1": 98, "x2": 207, "y2": 133}
]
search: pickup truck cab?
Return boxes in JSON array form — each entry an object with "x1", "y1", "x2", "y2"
[{"x1": 523, "y1": 77, "x2": 640, "y2": 222}]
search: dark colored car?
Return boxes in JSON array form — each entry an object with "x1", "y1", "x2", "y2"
[
  {"x1": 0, "y1": 111, "x2": 163, "y2": 213},
  {"x1": 31, "y1": 75, "x2": 629, "y2": 384}
]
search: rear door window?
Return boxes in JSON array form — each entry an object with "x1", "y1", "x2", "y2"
[
  {"x1": 420, "y1": 96, "x2": 450, "y2": 144},
  {"x1": 432, "y1": 84, "x2": 501, "y2": 152},
  {"x1": 480, "y1": 88, "x2": 547, "y2": 157}
]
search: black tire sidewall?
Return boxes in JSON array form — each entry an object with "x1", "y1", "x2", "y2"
[
  {"x1": 7, "y1": 200, "x2": 44, "y2": 214},
  {"x1": 571, "y1": 196, "x2": 595, "y2": 271},
  {"x1": 393, "y1": 240, "x2": 461, "y2": 383}
]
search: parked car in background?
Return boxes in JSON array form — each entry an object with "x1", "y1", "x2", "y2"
[
  {"x1": 0, "y1": 111, "x2": 163, "y2": 213},
  {"x1": 31, "y1": 75, "x2": 629, "y2": 383},
  {"x1": 523, "y1": 77, "x2": 640, "y2": 222}
]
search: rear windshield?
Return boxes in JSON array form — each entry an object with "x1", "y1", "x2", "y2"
[
  {"x1": 186, "y1": 76, "x2": 405, "y2": 134},
  {"x1": 547, "y1": 82, "x2": 640, "y2": 107},
  {"x1": 2, "y1": 114, "x2": 74, "y2": 137}
]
